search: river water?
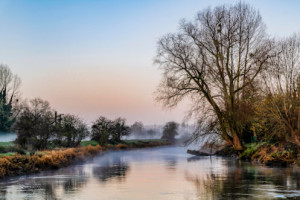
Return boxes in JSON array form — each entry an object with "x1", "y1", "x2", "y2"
[{"x1": 1, "y1": 146, "x2": 300, "y2": 200}]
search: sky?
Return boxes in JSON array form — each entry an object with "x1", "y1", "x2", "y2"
[{"x1": 0, "y1": 0, "x2": 299, "y2": 125}]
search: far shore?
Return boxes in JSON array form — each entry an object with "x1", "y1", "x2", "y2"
[{"x1": 0, "y1": 139, "x2": 171, "y2": 179}]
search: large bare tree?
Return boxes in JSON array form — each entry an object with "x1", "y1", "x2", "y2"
[{"x1": 155, "y1": 2, "x2": 274, "y2": 150}]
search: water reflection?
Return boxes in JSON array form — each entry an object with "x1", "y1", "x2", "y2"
[
  {"x1": 164, "y1": 155, "x2": 178, "y2": 172},
  {"x1": 186, "y1": 159, "x2": 300, "y2": 199},
  {"x1": 93, "y1": 157, "x2": 130, "y2": 183},
  {"x1": 0, "y1": 166, "x2": 88, "y2": 200},
  {"x1": 1, "y1": 147, "x2": 300, "y2": 199}
]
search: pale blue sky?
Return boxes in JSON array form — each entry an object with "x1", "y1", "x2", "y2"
[{"x1": 0, "y1": 0, "x2": 299, "y2": 124}]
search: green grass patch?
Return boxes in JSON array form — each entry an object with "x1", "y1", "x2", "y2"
[
  {"x1": 122, "y1": 139, "x2": 167, "y2": 144},
  {"x1": 81, "y1": 139, "x2": 168, "y2": 147},
  {"x1": 0, "y1": 142, "x2": 15, "y2": 147},
  {"x1": 119, "y1": 139, "x2": 169, "y2": 148},
  {"x1": 80, "y1": 140, "x2": 99, "y2": 147},
  {"x1": 240, "y1": 142, "x2": 266, "y2": 159},
  {"x1": 0, "y1": 152, "x2": 15, "y2": 157}
]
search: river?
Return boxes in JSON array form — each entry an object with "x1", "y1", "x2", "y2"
[{"x1": 1, "y1": 146, "x2": 300, "y2": 200}]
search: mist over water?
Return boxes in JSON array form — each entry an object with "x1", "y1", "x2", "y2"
[
  {"x1": 123, "y1": 124, "x2": 206, "y2": 151},
  {"x1": 123, "y1": 125, "x2": 163, "y2": 140},
  {"x1": 124, "y1": 124, "x2": 195, "y2": 141},
  {"x1": 1, "y1": 146, "x2": 300, "y2": 199}
]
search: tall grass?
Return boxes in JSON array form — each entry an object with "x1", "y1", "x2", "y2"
[
  {"x1": 0, "y1": 139, "x2": 170, "y2": 178},
  {"x1": 0, "y1": 145, "x2": 102, "y2": 178}
]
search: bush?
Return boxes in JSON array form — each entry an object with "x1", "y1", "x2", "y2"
[
  {"x1": 115, "y1": 144, "x2": 128, "y2": 149},
  {"x1": 53, "y1": 114, "x2": 89, "y2": 148},
  {"x1": 0, "y1": 145, "x2": 27, "y2": 155},
  {"x1": 252, "y1": 144, "x2": 295, "y2": 165},
  {"x1": 15, "y1": 148, "x2": 26, "y2": 155},
  {"x1": 240, "y1": 142, "x2": 266, "y2": 160}
]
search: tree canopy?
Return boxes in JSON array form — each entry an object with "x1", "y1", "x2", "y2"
[{"x1": 156, "y1": 2, "x2": 274, "y2": 150}]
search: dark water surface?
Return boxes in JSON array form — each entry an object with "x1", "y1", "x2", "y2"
[{"x1": 1, "y1": 146, "x2": 300, "y2": 200}]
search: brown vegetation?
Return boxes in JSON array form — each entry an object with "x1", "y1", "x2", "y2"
[
  {"x1": 252, "y1": 144, "x2": 295, "y2": 165},
  {"x1": 0, "y1": 145, "x2": 102, "y2": 178},
  {"x1": 0, "y1": 139, "x2": 170, "y2": 179}
]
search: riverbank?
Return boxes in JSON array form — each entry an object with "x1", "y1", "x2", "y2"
[
  {"x1": 0, "y1": 139, "x2": 171, "y2": 178},
  {"x1": 215, "y1": 142, "x2": 300, "y2": 166},
  {"x1": 3, "y1": 146, "x2": 296, "y2": 200}
]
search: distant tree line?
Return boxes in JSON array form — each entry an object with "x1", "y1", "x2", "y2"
[
  {"x1": 0, "y1": 63, "x2": 177, "y2": 150},
  {"x1": 129, "y1": 121, "x2": 182, "y2": 143},
  {"x1": 12, "y1": 98, "x2": 131, "y2": 150},
  {"x1": 129, "y1": 121, "x2": 158, "y2": 139},
  {"x1": 0, "y1": 70, "x2": 131, "y2": 150}
]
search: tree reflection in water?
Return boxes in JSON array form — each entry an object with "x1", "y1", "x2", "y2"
[
  {"x1": 163, "y1": 155, "x2": 177, "y2": 172},
  {"x1": 93, "y1": 157, "x2": 130, "y2": 183},
  {"x1": 0, "y1": 189, "x2": 6, "y2": 200},
  {"x1": 2, "y1": 147, "x2": 300, "y2": 199},
  {"x1": 185, "y1": 159, "x2": 300, "y2": 199},
  {"x1": 0, "y1": 166, "x2": 88, "y2": 200}
]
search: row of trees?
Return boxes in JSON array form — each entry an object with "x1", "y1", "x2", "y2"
[
  {"x1": 0, "y1": 64, "x2": 178, "y2": 149},
  {"x1": 11, "y1": 98, "x2": 130, "y2": 150},
  {"x1": 14, "y1": 98, "x2": 89, "y2": 149},
  {"x1": 0, "y1": 66, "x2": 135, "y2": 150},
  {"x1": 12, "y1": 98, "x2": 179, "y2": 149},
  {"x1": 156, "y1": 2, "x2": 300, "y2": 151}
]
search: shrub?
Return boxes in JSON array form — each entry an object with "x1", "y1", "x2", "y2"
[
  {"x1": 53, "y1": 114, "x2": 89, "y2": 148},
  {"x1": 115, "y1": 144, "x2": 128, "y2": 149},
  {"x1": 251, "y1": 143, "x2": 295, "y2": 165}
]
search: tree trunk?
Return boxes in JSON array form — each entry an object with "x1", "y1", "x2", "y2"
[
  {"x1": 219, "y1": 120, "x2": 244, "y2": 151},
  {"x1": 232, "y1": 131, "x2": 244, "y2": 151},
  {"x1": 291, "y1": 130, "x2": 300, "y2": 146}
]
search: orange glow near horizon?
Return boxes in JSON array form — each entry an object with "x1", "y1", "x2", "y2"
[{"x1": 21, "y1": 66, "x2": 187, "y2": 125}]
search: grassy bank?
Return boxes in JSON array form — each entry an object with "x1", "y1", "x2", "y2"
[
  {"x1": 81, "y1": 139, "x2": 170, "y2": 148},
  {"x1": 239, "y1": 143, "x2": 297, "y2": 166},
  {"x1": 0, "y1": 139, "x2": 170, "y2": 179},
  {"x1": 216, "y1": 142, "x2": 298, "y2": 166},
  {"x1": 0, "y1": 145, "x2": 102, "y2": 178}
]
